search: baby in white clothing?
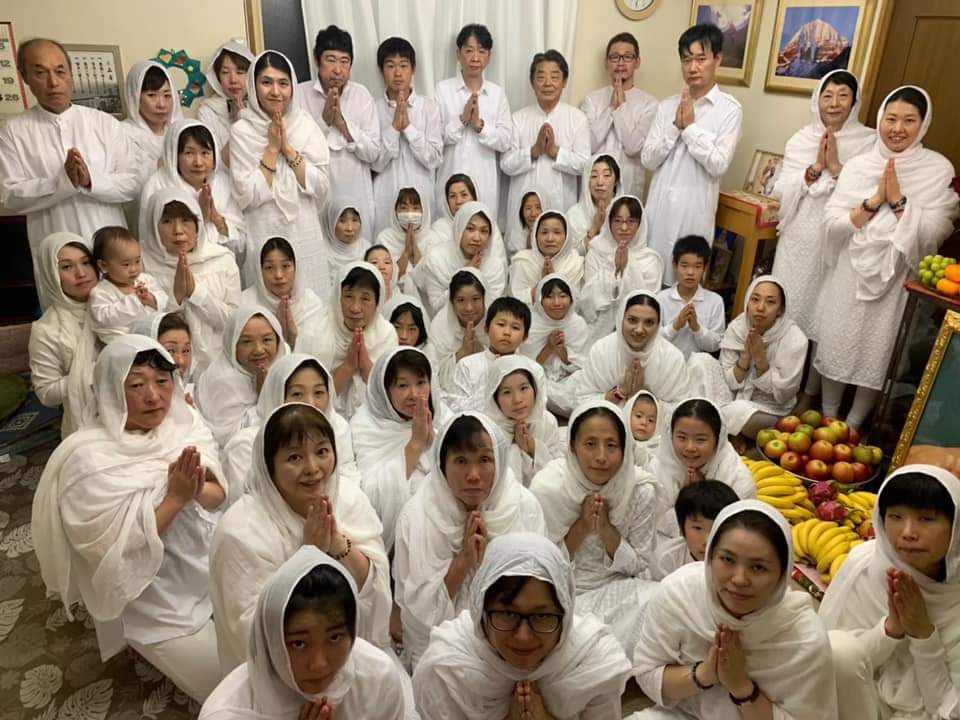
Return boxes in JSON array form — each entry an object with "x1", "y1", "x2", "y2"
[{"x1": 89, "y1": 226, "x2": 168, "y2": 343}]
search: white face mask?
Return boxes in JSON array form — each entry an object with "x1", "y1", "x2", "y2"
[{"x1": 397, "y1": 210, "x2": 423, "y2": 229}]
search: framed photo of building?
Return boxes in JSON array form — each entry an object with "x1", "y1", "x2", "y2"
[
  {"x1": 690, "y1": 0, "x2": 765, "y2": 86},
  {"x1": 62, "y1": 43, "x2": 125, "y2": 118}
]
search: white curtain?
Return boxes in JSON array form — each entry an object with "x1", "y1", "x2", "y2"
[{"x1": 300, "y1": 0, "x2": 579, "y2": 111}]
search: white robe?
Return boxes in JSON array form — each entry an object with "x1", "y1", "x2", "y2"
[
  {"x1": 624, "y1": 389, "x2": 665, "y2": 472},
  {"x1": 580, "y1": 85, "x2": 658, "y2": 199},
  {"x1": 374, "y1": 186, "x2": 441, "y2": 300},
  {"x1": 641, "y1": 84, "x2": 743, "y2": 284},
  {"x1": 209, "y1": 403, "x2": 392, "y2": 675},
  {"x1": 121, "y1": 61, "x2": 184, "y2": 187},
  {"x1": 633, "y1": 501, "x2": 839, "y2": 720},
  {"x1": 565, "y1": 152, "x2": 622, "y2": 257},
  {"x1": 321, "y1": 199, "x2": 372, "y2": 295},
  {"x1": 656, "y1": 284, "x2": 726, "y2": 359},
  {"x1": 393, "y1": 412, "x2": 546, "y2": 669},
  {"x1": 298, "y1": 78, "x2": 380, "y2": 229},
  {"x1": 88, "y1": 272, "x2": 168, "y2": 344},
  {"x1": 435, "y1": 75, "x2": 513, "y2": 222},
  {"x1": 372, "y1": 89, "x2": 443, "y2": 237},
  {"x1": 412, "y1": 533, "x2": 631, "y2": 720},
  {"x1": 427, "y1": 267, "x2": 490, "y2": 394},
  {"x1": 508, "y1": 210, "x2": 584, "y2": 303},
  {"x1": 196, "y1": 39, "x2": 256, "y2": 155}
]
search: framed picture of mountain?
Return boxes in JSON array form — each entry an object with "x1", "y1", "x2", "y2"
[
  {"x1": 765, "y1": 0, "x2": 877, "y2": 94},
  {"x1": 690, "y1": 1, "x2": 765, "y2": 86}
]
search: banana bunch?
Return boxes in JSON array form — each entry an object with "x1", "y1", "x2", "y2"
[
  {"x1": 836, "y1": 491, "x2": 877, "y2": 538},
  {"x1": 792, "y1": 518, "x2": 865, "y2": 583},
  {"x1": 742, "y1": 457, "x2": 816, "y2": 524}
]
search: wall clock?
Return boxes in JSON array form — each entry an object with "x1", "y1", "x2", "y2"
[{"x1": 615, "y1": 0, "x2": 662, "y2": 21}]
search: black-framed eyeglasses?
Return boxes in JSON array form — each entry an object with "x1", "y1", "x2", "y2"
[
  {"x1": 607, "y1": 53, "x2": 637, "y2": 63},
  {"x1": 485, "y1": 610, "x2": 563, "y2": 634}
]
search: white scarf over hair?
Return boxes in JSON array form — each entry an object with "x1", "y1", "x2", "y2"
[
  {"x1": 520, "y1": 273, "x2": 590, "y2": 372},
  {"x1": 567, "y1": 152, "x2": 622, "y2": 253},
  {"x1": 633, "y1": 500, "x2": 839, "y2": 720},
  {"x1": 32, "y1": 335, "x2": 222, "y2": 622},
  {"x1": 200, "y1": 546, "x2": 405, "y2": 720},
  {"x1": 195, "y1": 305, "x2": 288, "y2": 446},
  {"x1": 240, "y1": 236, "x2": 327, "y2": 328},
  {"x1": 413, "y1": 533, "x2": 631, "y2": 720},
  {"x1": 130, "y1": 312, "x2": 195, "y2": 386},
  {"x1": 30, "y1": 232, "x2": 98, "y2": 436},
  {"x1": 509, "y1": 211, "x2": 584, "y2": 301},
  {"x1": 775, "y1": 70, "x2": 875, "y2": 229},
  {"x1": 209, "y1": 403, "x2": 391, "y2": 673},
  {"x1": 380, "y1": 292, "x2": 433, "y2": 355},
  {"x1": 825, "y1": 86, "x2": 958, "y2": 301},
  {"x1": 376, "y1": 185, "x2": 438, "y2": 263},
  {"x1": 230, "y1": 51, "x2": 330, "y2": 223},
  {"x1": 624, "y1": 389, "x2": 664, "y2": 469},
  {"x1": 427, "y1": 267, "x2": 489, "y2": 389},
  {"x1": 576, "y1": 289, "x2": 689, "y2": 404},
  {"x1": 323, "y1": 199, "x2": 371, "y2": 280},
  {"x1": 505, "y1": 183, "x2": 560, "y2": 255},
  {"x1": 123, "y1": 60, "x2": 183, "y2": 167},
  {"x1": 203, "y1": 39, "x2": 255, "y2": 114},
  {"x1": 820, "y1": 465, "x2": 960, "y2": 718}
]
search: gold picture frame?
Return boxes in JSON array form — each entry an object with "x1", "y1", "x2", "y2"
[
  {"x1": 244, "y1": 0, "x2": 265, "y2": 54},
  {"x1": 891, "y1": 310, "x2": 960, "y2": 471},
  {"x1": 61, "y1": 43, "x2": 125, "y2": 119},
  {"x1": 689, "y1": 0, "x2": 765, "y2": 86},
  {"x1": 615, "y1": 0, "x2": 663, "y2": 21},
  {"x1": 765, "y1": 0, "x2": 877, "y2": 95}
]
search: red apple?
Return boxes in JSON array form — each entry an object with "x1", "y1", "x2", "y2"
[
  {"x1": 848, "y1": 427, "x2": 861, "y2": 446},
  {"x1": 831, "y1": 461, "x2": 855, "y2": 484},
  {"x1": 820, "y1": 415, "x2": 838, "y2": 428},
  {"x1": 800, "y1": 410, "x2": 823, "y2": 427},
  {"x1": 756, "y1": 428, "x2": 779, "y2": 448},
  {"x1": 833, "y1": 443, "x2": 853, "y2": 463},
  {"x1": 799, "y1": 453, "x2": 810, "y2": 465},
  {"x1": 851, "y1": 462, "x2": 871, "y2": 483},
  {"x1": 829, "y1": 420, "x2": 850, "y2": 443},
  {"x1": 780, "y1": 451, "x2": 803, "y2": 472},
  {"x1": 796, "y1": 424, "x2": 816, "y2": 437},
  {"x1": 805, "y1": 459, "x2": 830, "y2": 481},
  {"x1": 852, "y1": 446, "x2": 873, "y2": 465},
  {"x1": 813, "y1": 426, "x2": 838, "y2": 444},
  {"x1": 788, "y1": 431, "x2": 812, "y2": 453},
  {"x1": 810, "y1": 440, "x2": 835, "y2": 463},
  {"x1": 776, "y1": 415, "x2": 802, "y2": 433},
  {"x1": 764, "y1": 439, "x2": 787, "y2": 459}
]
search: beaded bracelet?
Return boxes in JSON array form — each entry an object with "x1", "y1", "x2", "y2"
[
  {"x1": 691, "y1": 661, "x2": 715, "y2": 691},
  {"x1": 288, "y1": 152, "x2": 303, "y2": 169},
  {"x1": 259, "y1": 159, "x2": 276, "y2": 173},
  {"x1": 889, "y1": 196, "x2": 907, "y2": 212},
  {"x1": 333, "y1": 536, "x2": 352, "y2": 561}
]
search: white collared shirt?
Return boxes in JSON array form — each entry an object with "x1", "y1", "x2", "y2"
[{"x1": 656, "y1": 283, "x2": 726, "y2": 358}]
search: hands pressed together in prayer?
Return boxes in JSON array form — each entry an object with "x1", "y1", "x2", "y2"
[
  {"x1": 64, "y1": 147, "x2": 92, "y2": 189},
  {"x1": 199, "y1": 180, "x2": 228, "y2": 237},
  {"x1": 457, "y1": 321, "x2": 483, "y2": 361},
  {"x1": 322, "y1": 86, "x2": 353, "y2": 141},
  {"x1": 166, "y1": 446, "x2": 225, "y2": 513},
  {"x1": 460, "y1": 92, "x2": 485, "y2": 132},
  {"x1": 606, "y1": 358, "x2": 644, "y2": 404},
  {"x1": 303, "y1": 497, "x2": 351, "y2": 558},
  {"x1": 531, "y1": 123, "x2": 559, "y2": 162},
  {"x1": 674, "y1": 87, "x2": 695, "y2": 131},
  {"x1": 173, "y1": 251, "x2": 196, "y2": 306},
  {"x1": 134, "y1": 282, "x2": 158, "y2": 310},
  {"x1": 460, "y1": 510, "x2": 489, "y2": 571},
  {"x1": 506, "y1": 681, "x2": 554, "y2": 720},
  {"x1": 810, "y1": 128, "x2": 842, "y2": 180},
  {"x1": 344, "y1": 327, "x2": 374, "y2": 381},
  {"x1": 737, "y1": 324, "x2": 769, "y2": 377},
  {"x1": 885, "y1": 567, "x2": 934, "y2": 639},
  {"x1": 585, "y1": 197, "x2": 610, "y2": 250},
  {"x1": 537, "y1": 329, "x2": 568, "y2": 366},
  {"x1": 696, "y1": 625, "x2": 755, "y2": 699},
  {"x1": 398, "y1": 223, "x2": 422, "y2": 277},
  {"x1": 392, "y1": 89, "x2": 411, "y2": 132},
  {"x1": 673, "y1": 303, "x2": 701, "y2": 333},
  {"x1": 299, "y1": 697, "x2": 335, "y2": 720}
]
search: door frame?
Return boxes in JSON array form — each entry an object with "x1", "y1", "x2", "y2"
[{"x1": 859, "y1": 0, "x2": 896, "y2": 126}]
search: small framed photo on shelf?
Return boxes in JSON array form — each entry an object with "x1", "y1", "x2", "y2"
[
  {"x1": 689, "y1": 0, "x2": 765, "y2": 86},
  {"x1": 743, "y1": 149, "x2": 784, "y2": 197},
  {"x1": 62, "y1": 43, "x2": 125, "y2": 118}
]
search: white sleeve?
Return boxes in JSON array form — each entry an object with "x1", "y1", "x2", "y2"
[{"x1": 679, "y1": 102, "x2": 743, "y2": 178}]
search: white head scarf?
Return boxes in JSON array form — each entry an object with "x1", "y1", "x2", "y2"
[
  {"x1": 323, "y1": 199, "x2": 371, "y2": 276},
  {"x1": 505, "y1": 184, "x2": 559, "y2": 254},
  {"x1": 124, "y1": 60, "x2": 183, "y2": 136},
  {"x1": 205, "y1": 39, "x2": 255, "y2": 103},
  {"x1": 624, "y1": 389, "x2": 663, "y2": 466},
  {"x1": 130, "y1": 311, "x2": 194, "y2": 385},
  {"x1": 324, "y1": 261, "x2": 396, "y2": 364},
  {"x1": 483, "y1": 355, "x2": 549, "y2": 439},
  {"x1": 377, "y1": 186, "x2": 435, "y2": 262},
  {"x1": 575, "y1": 152, "x2": 622, "y2": 221},
  {"x1": 520, "y1": 273, "x2": 589, "y2": 364},
  {"x1": 380, "y1": 292, "x2": 430, "y2": 348},
  {"x1": 413, "y1": 533, "x2": 630, "y2": 720},
  {"x1": 427, "y1": 201, "x2": 503, "y2": 295},
  {"x1": 243, "y1": 235, "x2": 326, "y2": 327},
  {"x1": 254, "y1": 353, "x2": 338, "y2": 424},
  {"x1": 428, "y1": 267, "x2": 489, "y2": 361},
  {"x1": 510, "y1": 211, "x2": 584, "y2": 298}
]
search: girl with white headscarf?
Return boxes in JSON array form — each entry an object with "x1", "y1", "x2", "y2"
[
  {"x1": 632, "y1": 500, "x2": 838, "y2": 720},
  {"x1": 579, "y1": 194, "x2": 663, "y2": 344},
  {"x1": 230, "y1": 51, "x2": 332, "y2": 298},
  {"x1": 197, "y1": 39, "x2": 255, "y2": 155},
  {"x1": 530, "y1": 400, "x2": 658, "y2": 645},
  {"x1": 122, "y1": 61, "x2": 183, "y2": 180},
  {"x1": 32, "y1": 335, "x2": 228, "y2": 701},
  {"x1": 413, "y1": 532, "x2": 632, "y2": 719},
  {"x1": 296, "y1": 261, "x2": 398, "y2": 419},
  {"x1": 566, "y1": 153, "x2": 622, "y2": 255},
  {"x1": 382, "y1": 292, "x2": 435, "y2": 361},
  {"x1": 428, "y1": 268, "x2": 489, "y2": 394},
  {"x1": 393, "y1": 412, "x2": 546, "y2": 669},
  {"x1": 200, "y1": 546, "x2": 408, "y2": 720},
  {"x1": 141, "y1": 186, "x2": 241, "y2": 373},
  {"x1": 815, "y1": 86, "x2": 958, "y2": 430},
  {"x1": 770, "y1": 70, "x2": 874, "y2": 396},
  {"x1": 415, "y1": 200, "x2": 507, "y2": 317},
  {"x1": 575, "y1": 290, "x2": 689, "y2": 408},
  {"x1": 688, "y1": 275, "x2": 808, "y2": 437},
  {"x1": 483, "y1": 355, "x2": 561, "y2": 487},
  {"x1": 194, "y1": 305, "x2": 287, "y2": 446},
  {"x1": 505, "y1": 184, "x2": 558, "y2": 258},
  {"x1": 821, "y1": 464, "x2": 960, "y2": 720},
  {"x1": 209, "y1": 402, "x2": 391, "y2": 675},
  {"x1": 240, "y1": 236, "x2": 327, "y2": 348},
  {"x1": 520, "y1": 273, "x2": 590, "y2": 417},
  {"x1": 509, "y1": 210, "x2": 584, "y2": 303},
  {"x1": 323, "y1": 199, "x2": 371, "y2": 293},
  {"x1": 28, "y1": 232, "x2": 99, "y2": 437}
]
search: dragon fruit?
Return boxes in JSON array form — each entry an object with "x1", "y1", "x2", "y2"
[
  {"x1": 816, "y1": 500, "x2": 847, "y2": 522},
  {"x1": 808, "y1": 481, "x2": 837, "y2": 506}
]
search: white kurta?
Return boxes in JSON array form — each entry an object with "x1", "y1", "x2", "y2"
[
  {"x1": 298, "y1": 79, "x2": 380, "y2": 229},
  {"x1": 580, "y1": 85, "x2": 658, "y2": 198},
  {"x1": 641, "y1": 84, "x2": 743, "y2": 284},
  {"x1": 88, "y1": 273, "x2": 169, "y2": 344},
  {"x1": 372, "y1": 90, "x2": 443, "y2": 237},
  {"x1": 656, "y1": 284, "x2": 726, "y2": 359},
  {"x1": 500, "y1": 102, "x2": 591, "y2": 219},
  {"x1": 196, "y1": 39, "x2": 256, "y2": 155},
  {"x1": 435, "y1": 75, "x2": 513, "y2": 221}
]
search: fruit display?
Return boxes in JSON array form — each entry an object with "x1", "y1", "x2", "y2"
[
  {"x1": 756, "y1": 410, "x2": 881, "y2": 485},
  {"x1": 792, "y1": 519, "x2": 865, "y2": 583},
  {"x1": 918, "y1": 255, "x2": 959, "y2": 296}
]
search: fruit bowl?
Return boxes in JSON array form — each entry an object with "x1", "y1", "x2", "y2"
[{"x1": 756, "y1": 442, "x2": 881, "y2": 488}]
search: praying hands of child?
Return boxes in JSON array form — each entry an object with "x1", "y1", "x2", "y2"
[
  {"x1": 515, "y1": 421, "x2": 536, "y2": 457},
  {"x1": 468, "y1": 247, "x2": 485, "y2": 269},
  {"x1": 255, "y1": 361, "x2": 270, "y2": 394},
  {"x1": 541, "y1": 255, "x2": 555, "y2": 278},
  {"x1": 398, "y1": 223, "x2": 421, "y2": 276},
  {"x1": 456, "y1": 321, "x2": 483, "y2": 361},
  {"x1": 549, "y1": 329, "x2": 568, "y2": 365},
  {"x1": 686, "y1": 465, "x2": 707, "y2": 486},
  {"x1": 299, "y1": 697, "x2": 335, "y2": 720},
  {"x1": 64, "y1": 147, "x2": 91, "y2": 189},
  {"x1": 674, "y1": 87, "x2": 695, "y2": 131},
  {"x1": 135, "y1": 282, "x2": 158, "y2": 310},
  {"x1": 392, "y1": 89, "x2": 410, "y2": 132},
  {"x1": 507, "y1": 681, "x2": 555, "y2": 720},
  {"x1": 885, "y1": 568, "x2": 934, "y2": 639},
  {"x1": 173, "y1": 251, "x2": 195, "y2": 305},
  {"x1": 673, "y1": 303, "x2": 700, "y2": 332}
]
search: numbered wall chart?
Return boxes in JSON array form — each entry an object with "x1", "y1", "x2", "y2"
[
  {"x1": 0, "y1": 22, "x2": 28, "y2": 116},
  {"x1": 66, "y1": 46, "x2": 124, "y2": 117}
]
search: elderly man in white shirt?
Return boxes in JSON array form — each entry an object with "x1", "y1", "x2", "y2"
[
  {"x1": 372, "y1": 37, "x2": 443, "y2": 238},
  {"x1": 580, "y1": 32, "x2": 658, "y2": 199},
  {"x1": 501, "y1": 49, "x2": 591, "y2": 222},
  {"x1": 298, "y1": 25, "x2": 380, "y2": 230},
  {"x1": 641, "y1": 24, "x2": 743, "y2": 285},
  {"x1": 0, "y1": 38, "x2": 139, "y2": 302},
  {"x1": 435, "y1": 24, "x2": 512, "y2": 222}
]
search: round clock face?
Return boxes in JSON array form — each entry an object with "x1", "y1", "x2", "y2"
[{"x1": 616, "y1": 0, "x2": 660, "y2": 20}]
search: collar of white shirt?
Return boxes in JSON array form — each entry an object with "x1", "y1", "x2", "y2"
[
  {"x1": 457, "y1": 74, "x2": 489, "y2": 96},
  {"x1": 384, "y1": 88, "x2": 418, "y2": 108},
  {"x1": 668, "y1": 284, "x2": 707, "y2": 304},
  {"x1": 36, "y1": 102, "x2": 76, "y2": 123},
  {"x1": 696, "y1": 83, "x2": 721, "y2": 107},
  {"x1": 311, "y1": 78, "x2": 353, "y2": 98}
]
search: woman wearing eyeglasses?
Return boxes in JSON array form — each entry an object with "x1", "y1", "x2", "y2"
[{"x1": 413, "y1": 532, "x2": 632, "y2": 720}]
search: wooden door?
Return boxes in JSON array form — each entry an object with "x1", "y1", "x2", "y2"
[{"x1": 866, "y1": 0, "x2": 960, "y2": 171}]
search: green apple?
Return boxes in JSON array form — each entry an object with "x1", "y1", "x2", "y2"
[{"x1": 756, "y1": 428, "x2": 779, "y2": 448}]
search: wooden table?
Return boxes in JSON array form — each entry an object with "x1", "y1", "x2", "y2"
[{"x1": 715, "y1": 192, "x2": 779, "y2": 317}]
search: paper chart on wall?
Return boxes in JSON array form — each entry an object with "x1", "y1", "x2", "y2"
[{"x1": 0, "y1": 22, "x2": 28, "y2": 117}]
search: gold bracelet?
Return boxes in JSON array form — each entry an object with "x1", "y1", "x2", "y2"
[{"x1": 288, "y1": 152, "x2": 303, "y2": 169}]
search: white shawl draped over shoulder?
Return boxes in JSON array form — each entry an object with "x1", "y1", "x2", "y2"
[
  {"x1": 633, "y1": 500, "x2": 838, "y2": 720},
  {"x1": 428, "y1": 267, "x2": 489, "y2": 393},
  {"x1": 239, "y1": 235, "x2": 327, "y2": 328},
  {"x1": 200, "y1": 546, "x2": 406, "y2": 720},
  {"x1": 209, "y1": 403, "x2": 391, "y2": 675},
  {"x1": 196, "y1": 39, "x2": 255, "y2": 152},
  {"x1": 122, "y1": 61, "x2": 183, "y2": 176},
  {"x1": 566, "y1": 152, "x2": 622, "y2": 255},
  {"x1": 508, "y1": 210, "x2": 584, "y2": 303},
  {"x1": 412, "y1": 533, "x2": 631, "y2": 720}
]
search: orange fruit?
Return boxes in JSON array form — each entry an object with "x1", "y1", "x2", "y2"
[
  {"x1": 936, "y1": 278, "x2": 960, "y2": 296},
  {"x1": 945, "y1": 264, "x2": 960, "y2": 283}
]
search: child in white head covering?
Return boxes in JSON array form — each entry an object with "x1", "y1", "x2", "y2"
[{"x1": 624, "y1": 389, "x2": 662, "y2": 470}]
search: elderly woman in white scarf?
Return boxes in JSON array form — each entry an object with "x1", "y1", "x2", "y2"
[
  {"x1": 209, "y1": 402, "x2": 391, "y2": 676},
  {"x1": 770, "y1": 70, "x2": 874, "y2": 404},
  {"x1": 32, "y1": 335, "x2": 228, "y2": 701},
  {"x1": 815, "y1": 86, "x2": 958, "y2": 431},
  {"x1": 429, "y1": 268, "x2": 489, "y2": 394},
  {"x1": 509, "y1": 210, "x2": 584, "y2": 303},
  {"x1": 230, "y1": 51, "x2": 331, "y2": 298},
  {"x1": 197, "y1": 39, "x2": 255, "y2": 158},
  {"x1": 324, "y1": 199, "x2": 371, "y2": 295},
  {"x1": 575, "y1": 290, "x2": 689, "y2": 408},
  {"x1": 821, "y1": 464, "x2": 960, "y2": 720},
  {"x1": 530, "y1": 400, "x2": 658, "y2": 647},
  {"x1": 566, "y1": 153, "x2": 622, "y2": 255},
  {"x1": 688, "y1": 275, "x2": 808, "y2": 439},
  {"x1": 393, "y1": 412, "x2": 546, "y2": 669},
  {"x1": 413, "y1": 533, "x2": 632, "y2": 720},
  {"x1": 29, "y1": 232, "x2": 99, "y2": 437},
  {"x1": 200, "y1": 546, "x2": 409, "y2": 720},
  {"x1": 632, "y1": 500, "x2": 838, "y2": 720}
]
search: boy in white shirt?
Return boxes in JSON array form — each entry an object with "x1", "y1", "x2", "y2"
[{"x1": 657, "y1": 234, "x2": 725, "y2": 358}]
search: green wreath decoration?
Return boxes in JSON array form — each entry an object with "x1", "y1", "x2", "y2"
[{"x1": 153, "y1": 48, "x2": 207, "y2": 107}]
